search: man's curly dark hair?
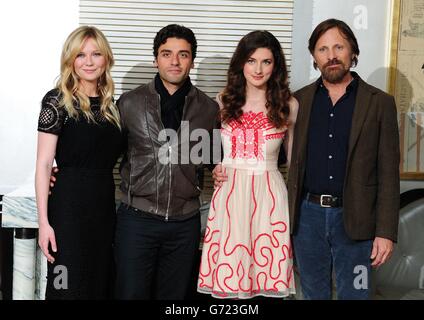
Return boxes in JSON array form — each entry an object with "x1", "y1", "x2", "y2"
[{"x1": 153, "y1": 24, "x2": 197, "y2": 61}]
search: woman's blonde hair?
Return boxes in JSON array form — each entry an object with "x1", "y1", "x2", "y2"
[{"x1": 56, "y1": 25, "x2": 120, "y2": 128}]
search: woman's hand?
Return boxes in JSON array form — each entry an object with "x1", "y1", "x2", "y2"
[
  {"x1": 38, "y1": 222, "x2": 57, "y2": 263},
  {"x1": 212, "y1": 164, "x2": 228, "y2": 188}
]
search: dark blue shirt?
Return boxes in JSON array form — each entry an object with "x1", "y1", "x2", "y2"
[{"x1": 304, "y1": 75, "x2": 358, "y2": 197}]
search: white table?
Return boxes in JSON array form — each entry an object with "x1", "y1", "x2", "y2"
[{"x1": 1, "y1": 181, "x2": 47, "y2": 300}]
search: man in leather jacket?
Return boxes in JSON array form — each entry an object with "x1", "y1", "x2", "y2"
[{"x1": 114, "y1": 24, "x2": 219, "y2": 299}]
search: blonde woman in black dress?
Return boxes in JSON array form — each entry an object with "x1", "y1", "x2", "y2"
[{"x1": 35, "y1": 26, "x2": 122, "y2": 299}]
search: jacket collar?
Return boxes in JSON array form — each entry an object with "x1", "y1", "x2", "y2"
[{"x1": 347, "y1": 74, "x2": 376, "y2": 163}]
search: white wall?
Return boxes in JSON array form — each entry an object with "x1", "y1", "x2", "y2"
[
  {"x1": 0, "y1": 0, "x2": 79, "y2": 194},
  {"x1": 291, "y1": 0, "x2": 423, "y2": 190},
  {"x1": 0, "y1": 0, "x2": 421, "y2": 194},
  {"x1": 291, "y1": 0, "x2": 392, "y2": 91}
]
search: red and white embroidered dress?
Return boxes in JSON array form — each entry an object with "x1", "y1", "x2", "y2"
[{"x1": 198, "y1": 111, "x2": 295, "y2": 299}]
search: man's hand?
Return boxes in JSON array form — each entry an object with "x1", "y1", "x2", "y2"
[
  {"x1": 212, "y1": 164, "x2": 228, "y2": 189},
  {"x1": 49, "y1": 167, "x2": 59, "y2": 195},
  {"x1": 371, "y1": 237, "x2": 394, "y2": 267}
]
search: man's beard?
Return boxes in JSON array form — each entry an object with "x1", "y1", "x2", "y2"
[{"x1": 320, "y1": 58, "x2": 350, "y2": 84}]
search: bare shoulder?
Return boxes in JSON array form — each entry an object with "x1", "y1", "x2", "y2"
[
  {"x1": 288, "y1": 96, "x2": 299, "y2": 123},
  {"x1": 288, "y1": 96, "x2": 299, "y2": 111},
  {"x1": 215, "y1": 92, "x2": 225, "y2": 110}
]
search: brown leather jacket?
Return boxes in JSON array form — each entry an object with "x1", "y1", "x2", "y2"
[{"x1": 118, "y1": 80, "x2": 219, "y2": 220}]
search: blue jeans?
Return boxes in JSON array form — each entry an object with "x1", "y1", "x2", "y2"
[{"x1": 293, "y1": 199, "x2": 373, "y2": 300}]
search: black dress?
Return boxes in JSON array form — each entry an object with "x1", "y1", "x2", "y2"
[{"x1": 37, "y1": 89, "x2": 122, "y2": 299}]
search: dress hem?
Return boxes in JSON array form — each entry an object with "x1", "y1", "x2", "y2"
[{"x1": 197, "y1": 287, "x2": 296, "y2": 300}]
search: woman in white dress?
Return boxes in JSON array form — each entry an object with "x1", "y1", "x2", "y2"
[{"x1": 197, "y1": 30, "x2": 298, "y2": 299}]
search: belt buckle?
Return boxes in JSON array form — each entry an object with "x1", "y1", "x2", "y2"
[{"x1": 320, "y1": 194, "x2": 332, "y2": 208}]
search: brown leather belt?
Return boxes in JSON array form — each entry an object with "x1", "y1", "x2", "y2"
[{"x1": 306, "y1": 192, "x2": 342, "y2": 208}]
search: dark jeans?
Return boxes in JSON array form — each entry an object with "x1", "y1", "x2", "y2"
[
  {"x1": 293, "y1": 199, "x2": 373, "y2": 300},
  {"x1": 114, "y1": 204, "x2": 200, "y2": 300}
]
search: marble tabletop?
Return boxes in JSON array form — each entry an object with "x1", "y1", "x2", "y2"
[
  {"x1": 2, "y1": 177, "x2": 38, "y2": 229},
  {"x1": 1, "y1": 176, "x2": 46, "y2": 300}
]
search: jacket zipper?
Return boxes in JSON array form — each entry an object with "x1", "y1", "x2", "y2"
[
  {"x1": 157, "y1": 94, "x2": 172, "y2": 221},
  {"x1": 163, "y1": 95, "x2": 191, "y2": 221},
  {"x1": 127, "y1": 149, "x2": 134, "y2": 206},
  {"x1": 165, "y1": 145, "x2": 172, "y2": 221},
  {"x1": 166, "y1": 96, "x2": 190, "y2": 219},
  {"x1": 149, "y1": 96, "x2": 160, "y2": 214}
]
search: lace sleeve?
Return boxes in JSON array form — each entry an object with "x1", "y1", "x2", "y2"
[{"x1": 37, "y1": 89, "x2": 65, "y2": 135}]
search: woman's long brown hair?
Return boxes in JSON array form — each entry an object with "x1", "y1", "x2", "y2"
[{"x1": 220, "y1": 30, "x2": 291, "y2": 128}]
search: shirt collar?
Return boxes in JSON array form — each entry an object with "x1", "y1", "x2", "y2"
[{"x1": 316, "y1": 71, "x2": 359, "y2": 93}]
